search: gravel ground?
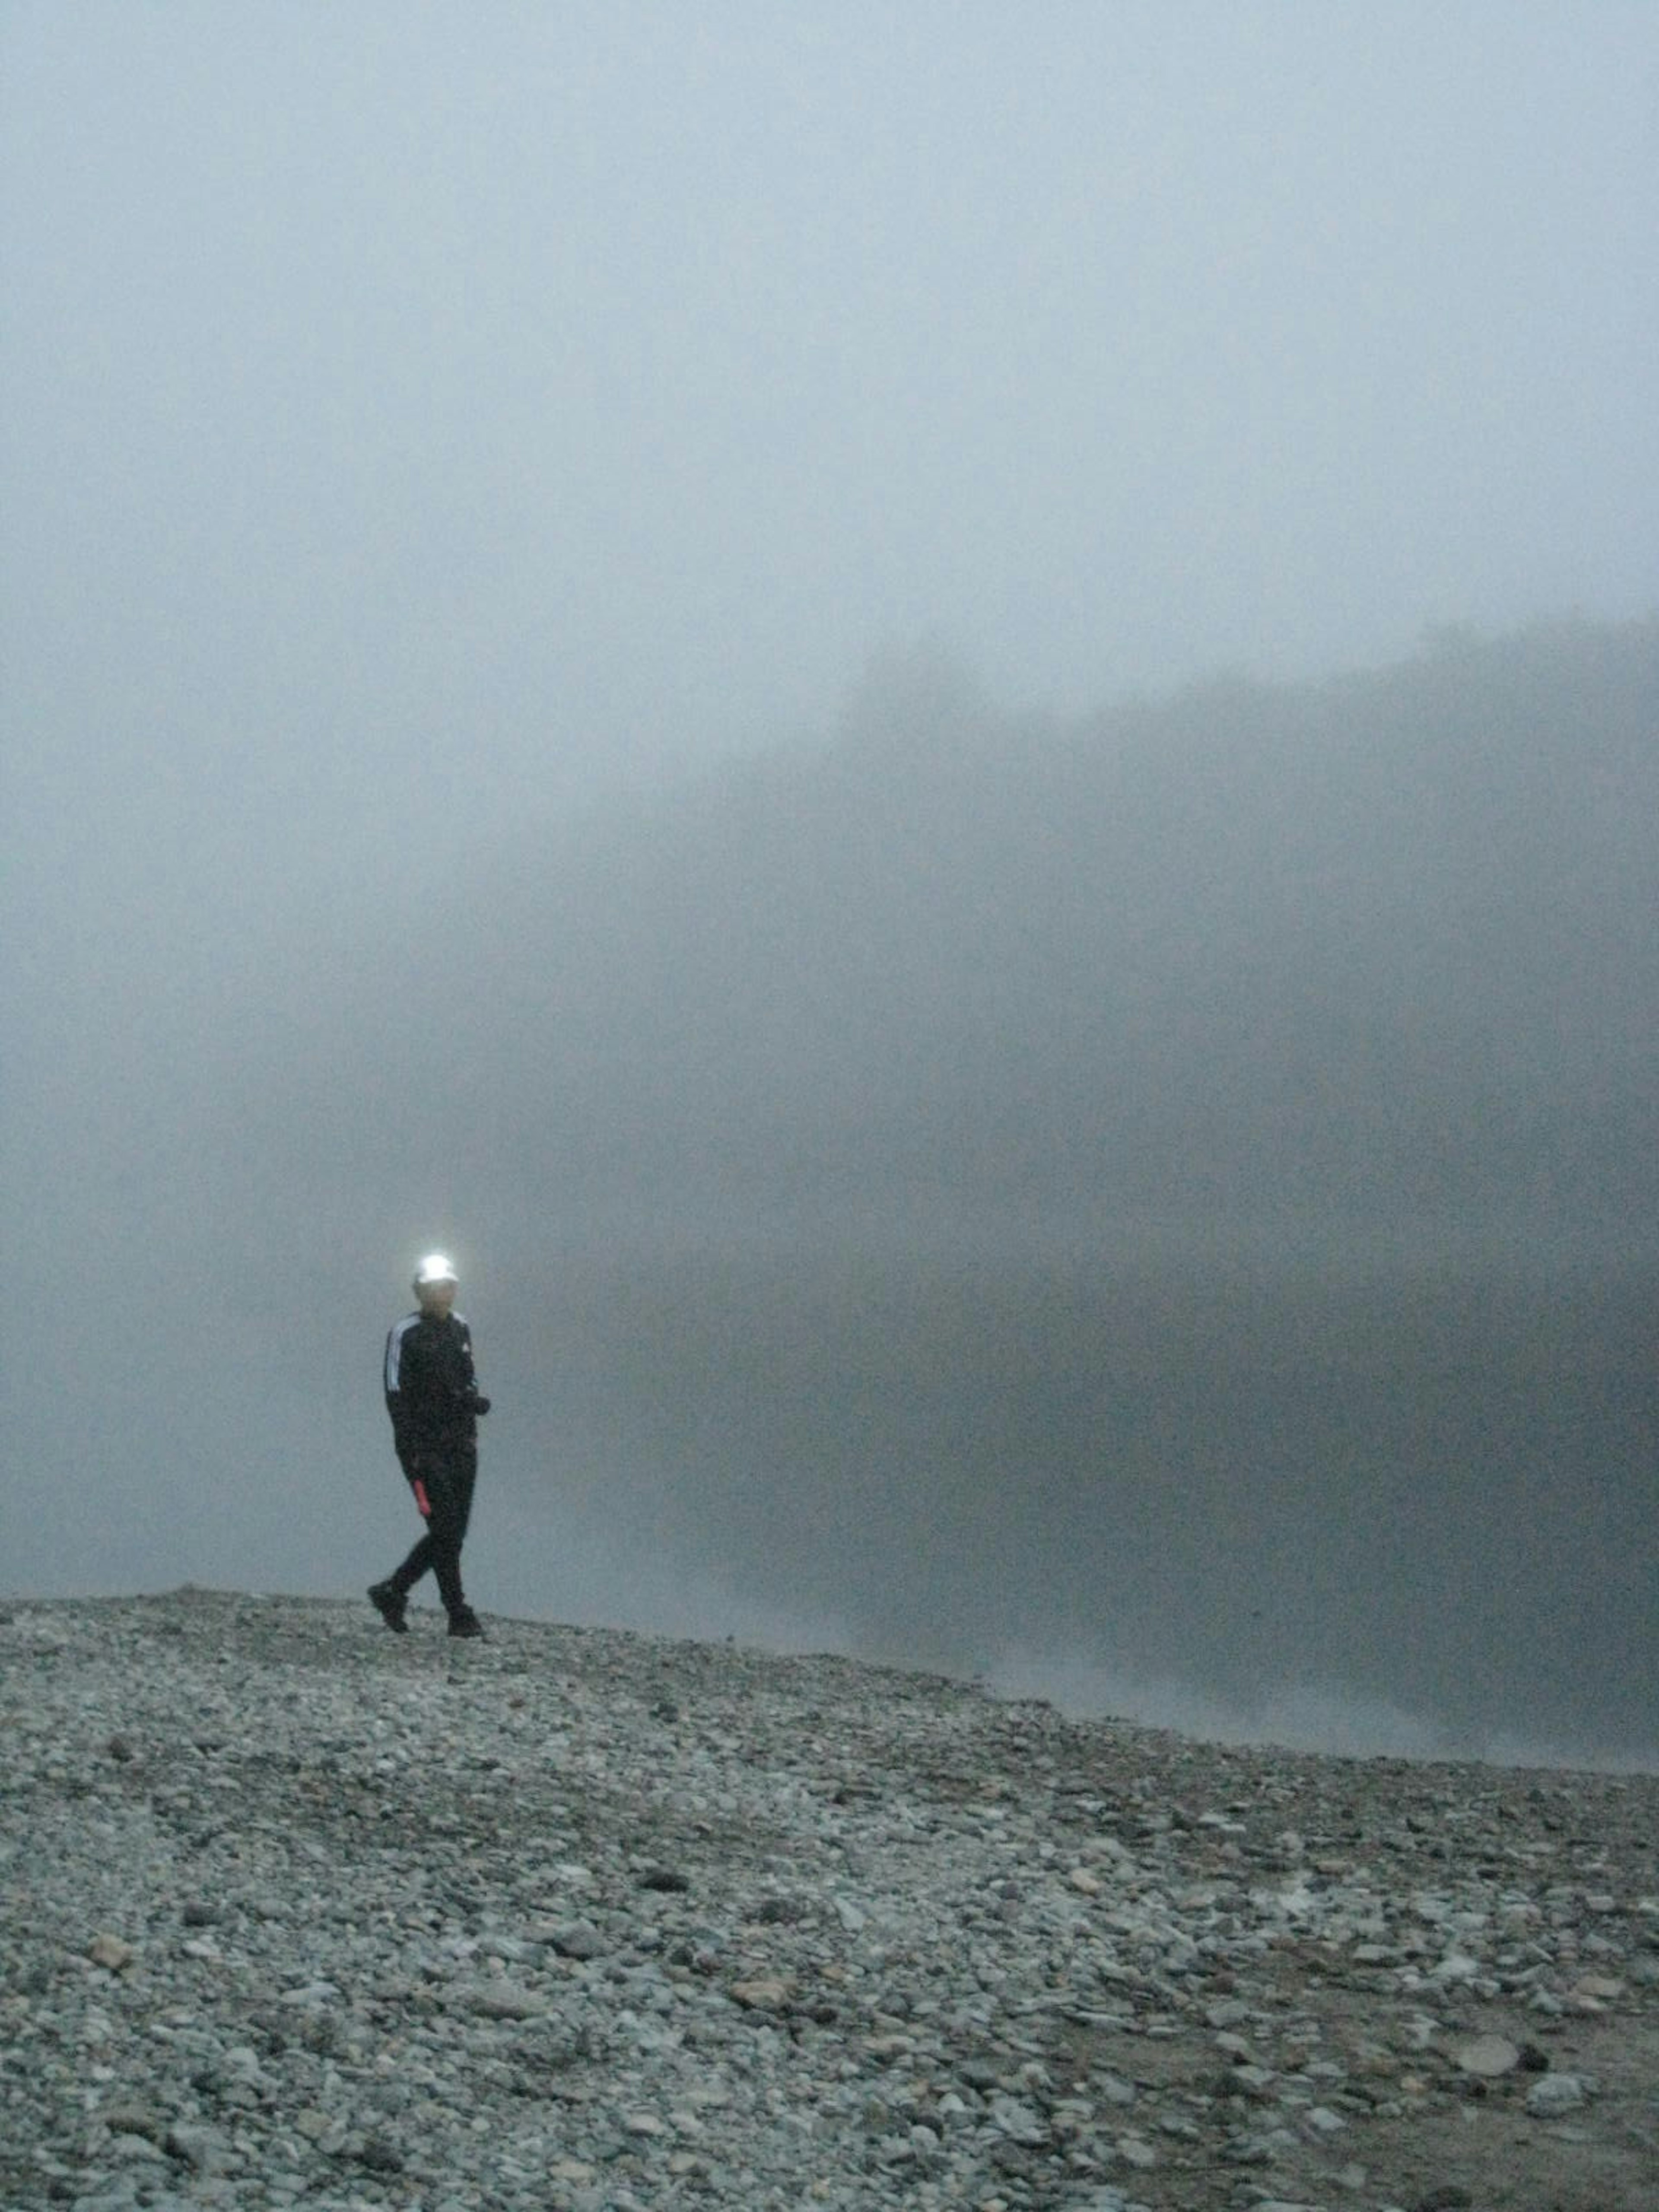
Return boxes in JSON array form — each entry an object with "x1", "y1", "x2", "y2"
[{"x1": 3, "y1": 1589, "x2": 1656, "y2": 2212}]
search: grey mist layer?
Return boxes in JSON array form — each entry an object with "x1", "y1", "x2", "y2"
[
  {"x1": 3, "y1": 10, "x2": 1656, "y2": 1759},
  {"x1": 8, "y1": 620, "x2": 1657, "y2": 1760}
]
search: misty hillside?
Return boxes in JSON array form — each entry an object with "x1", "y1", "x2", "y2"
[
  {"x1": 204, "y1": 619, "x2": 1658, "y2": 1755},
  {"x1": 402, "y1": 616, "x2": 1658, "y2": 1237}
]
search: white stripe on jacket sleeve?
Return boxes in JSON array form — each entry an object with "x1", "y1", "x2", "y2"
[{"x1": 385, "y1": 1314, "x2": 418, "y2": 1395}]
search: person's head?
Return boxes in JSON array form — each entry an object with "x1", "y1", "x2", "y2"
[{"x1": 413, "y1": 1252, "x2": 458, "y2": 1316}]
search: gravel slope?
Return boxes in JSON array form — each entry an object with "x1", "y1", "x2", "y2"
[{"x1": 3, "y1": 1590, "x2": 1656, "y2": 2212}]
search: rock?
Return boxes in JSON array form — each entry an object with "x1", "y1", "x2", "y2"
[
  {"x1": 987, "y1": 2095, "x2": 1046, "y2": 2144},
  {"x1": 110, "y1": 2129, "x2": 168, "y2": 2163},
  {"x1": 99, "y1": 2106, "x2": 168, "y2": 2146},
  {"x1": 276, "y1": 1979, "x2": 339, "y2": 2006},
  {"x1": 1525, "y1": 2072, "x2": 1595, "y2": 2116},
  {"x1": 637, "y1": 1864, "x2": 692, "y2": 1893},
  {"x1": 463, "y1": 1981, "x2": 545, "y2": 2019},
  {"x1": 1451, "y1": 2033, "x2": 1520, "y2": 2076},
  {"x1": 4, "y1": 1589, "x2": 1656, "y2": 2212},
  {"x1": 546, "y1": 1918, "x2": 607, "y2": 1959},
  {"x1": 163, "y1": 2122, "x2": 228, "y2": 2172},
  {"x1": 728, "y1": 1976, "x2": 793, "y2": 2010}
]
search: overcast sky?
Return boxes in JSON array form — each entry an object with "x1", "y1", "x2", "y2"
[{"x1": 5, "y1": 3, "x2": 1656, "y2": 847}]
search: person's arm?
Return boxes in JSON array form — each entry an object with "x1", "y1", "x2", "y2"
[
  {"x1": 385, "y1": 1319, "x2": 423, "y2": 1465},
  {"x1": 460, "y1": 1323, "x2": 490, "y2": 1416}
]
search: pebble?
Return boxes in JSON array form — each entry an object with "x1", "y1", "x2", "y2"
[
  {"x1": 1524, "y1": 2070, "x2": 1596, "y2": 2116},
  {"x1": 2, "y1": 1589, "x2": 1656, "y2": 2212},
  {"x1": 1450, "y1": 2032, "x2": 1520, "y2": 2076}
]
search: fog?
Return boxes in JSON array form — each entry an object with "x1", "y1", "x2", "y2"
[{"x1": 3, "y1": 9, "x2": 1656, "y2": 1764}]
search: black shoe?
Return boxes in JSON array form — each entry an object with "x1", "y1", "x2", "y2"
[
  {"x1": 367, "y1": 1580, "x2": 408, "y2": 1633},
  {"x1": 447, "y1": 1606, "x2": 485, "y2": 1640}
]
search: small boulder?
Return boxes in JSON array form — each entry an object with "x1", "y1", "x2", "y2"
[
  {"x1": 1526, "y1": 2072, "x2": 1595, "y2": 2117},
  {"x1": 1451, "y1": 2034, "x2": 1520, "y2": 2077},
  {"x1": 729, "y1": 1976, "x2": 793, "y2": 2011}
]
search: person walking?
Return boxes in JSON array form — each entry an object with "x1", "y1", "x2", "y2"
[{"x1": 369, "y1": 1252, "x2": 491, "y2": 1638}]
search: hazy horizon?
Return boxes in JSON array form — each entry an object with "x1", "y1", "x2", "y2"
[{"x1": 4, "y1": 10, "x2": 1656, "y2": 1770}]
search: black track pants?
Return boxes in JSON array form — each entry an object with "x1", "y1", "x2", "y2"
[{"x1": 388, "y1": 1441, "x2": 477, "y2": 1618}]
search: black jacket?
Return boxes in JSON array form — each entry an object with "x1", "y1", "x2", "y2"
[{"x1": 384, "y1": 1309, "x2": 484, "y2": 1462}]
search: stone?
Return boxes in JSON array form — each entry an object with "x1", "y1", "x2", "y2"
[
  {"x1": 1525, "y1": 2072, "x2": 1595, "y2": 2116},
  {"x1": 99, "y1": 2106, "x2": 168, "y2": 2146},
  {"x1": 1451, "y1": 2034, "x2": 1520, "y2": 2076},
  {"x1": 464, "y1": 1982, "x2": 545, "y2": 2019},
  {"x1": 637, "y1": 1864, "x2": 692, "y2": 1893},
  {"x1": 163, "y1": 2123, "x2": 227, "y2": 2172},
  {"x1": 3, "y1": 1589, "x2": 1656, "y2": 2212},
  {"x1": 546, "y1": 1918, "x2": 607, "y2": 1959},
  {"x1": 110, "y1": 2130, "x2": 168, "y2": 2163},
  {"x1": 729, "y1": 1976, "x2": 793, "y2": 2010}
]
